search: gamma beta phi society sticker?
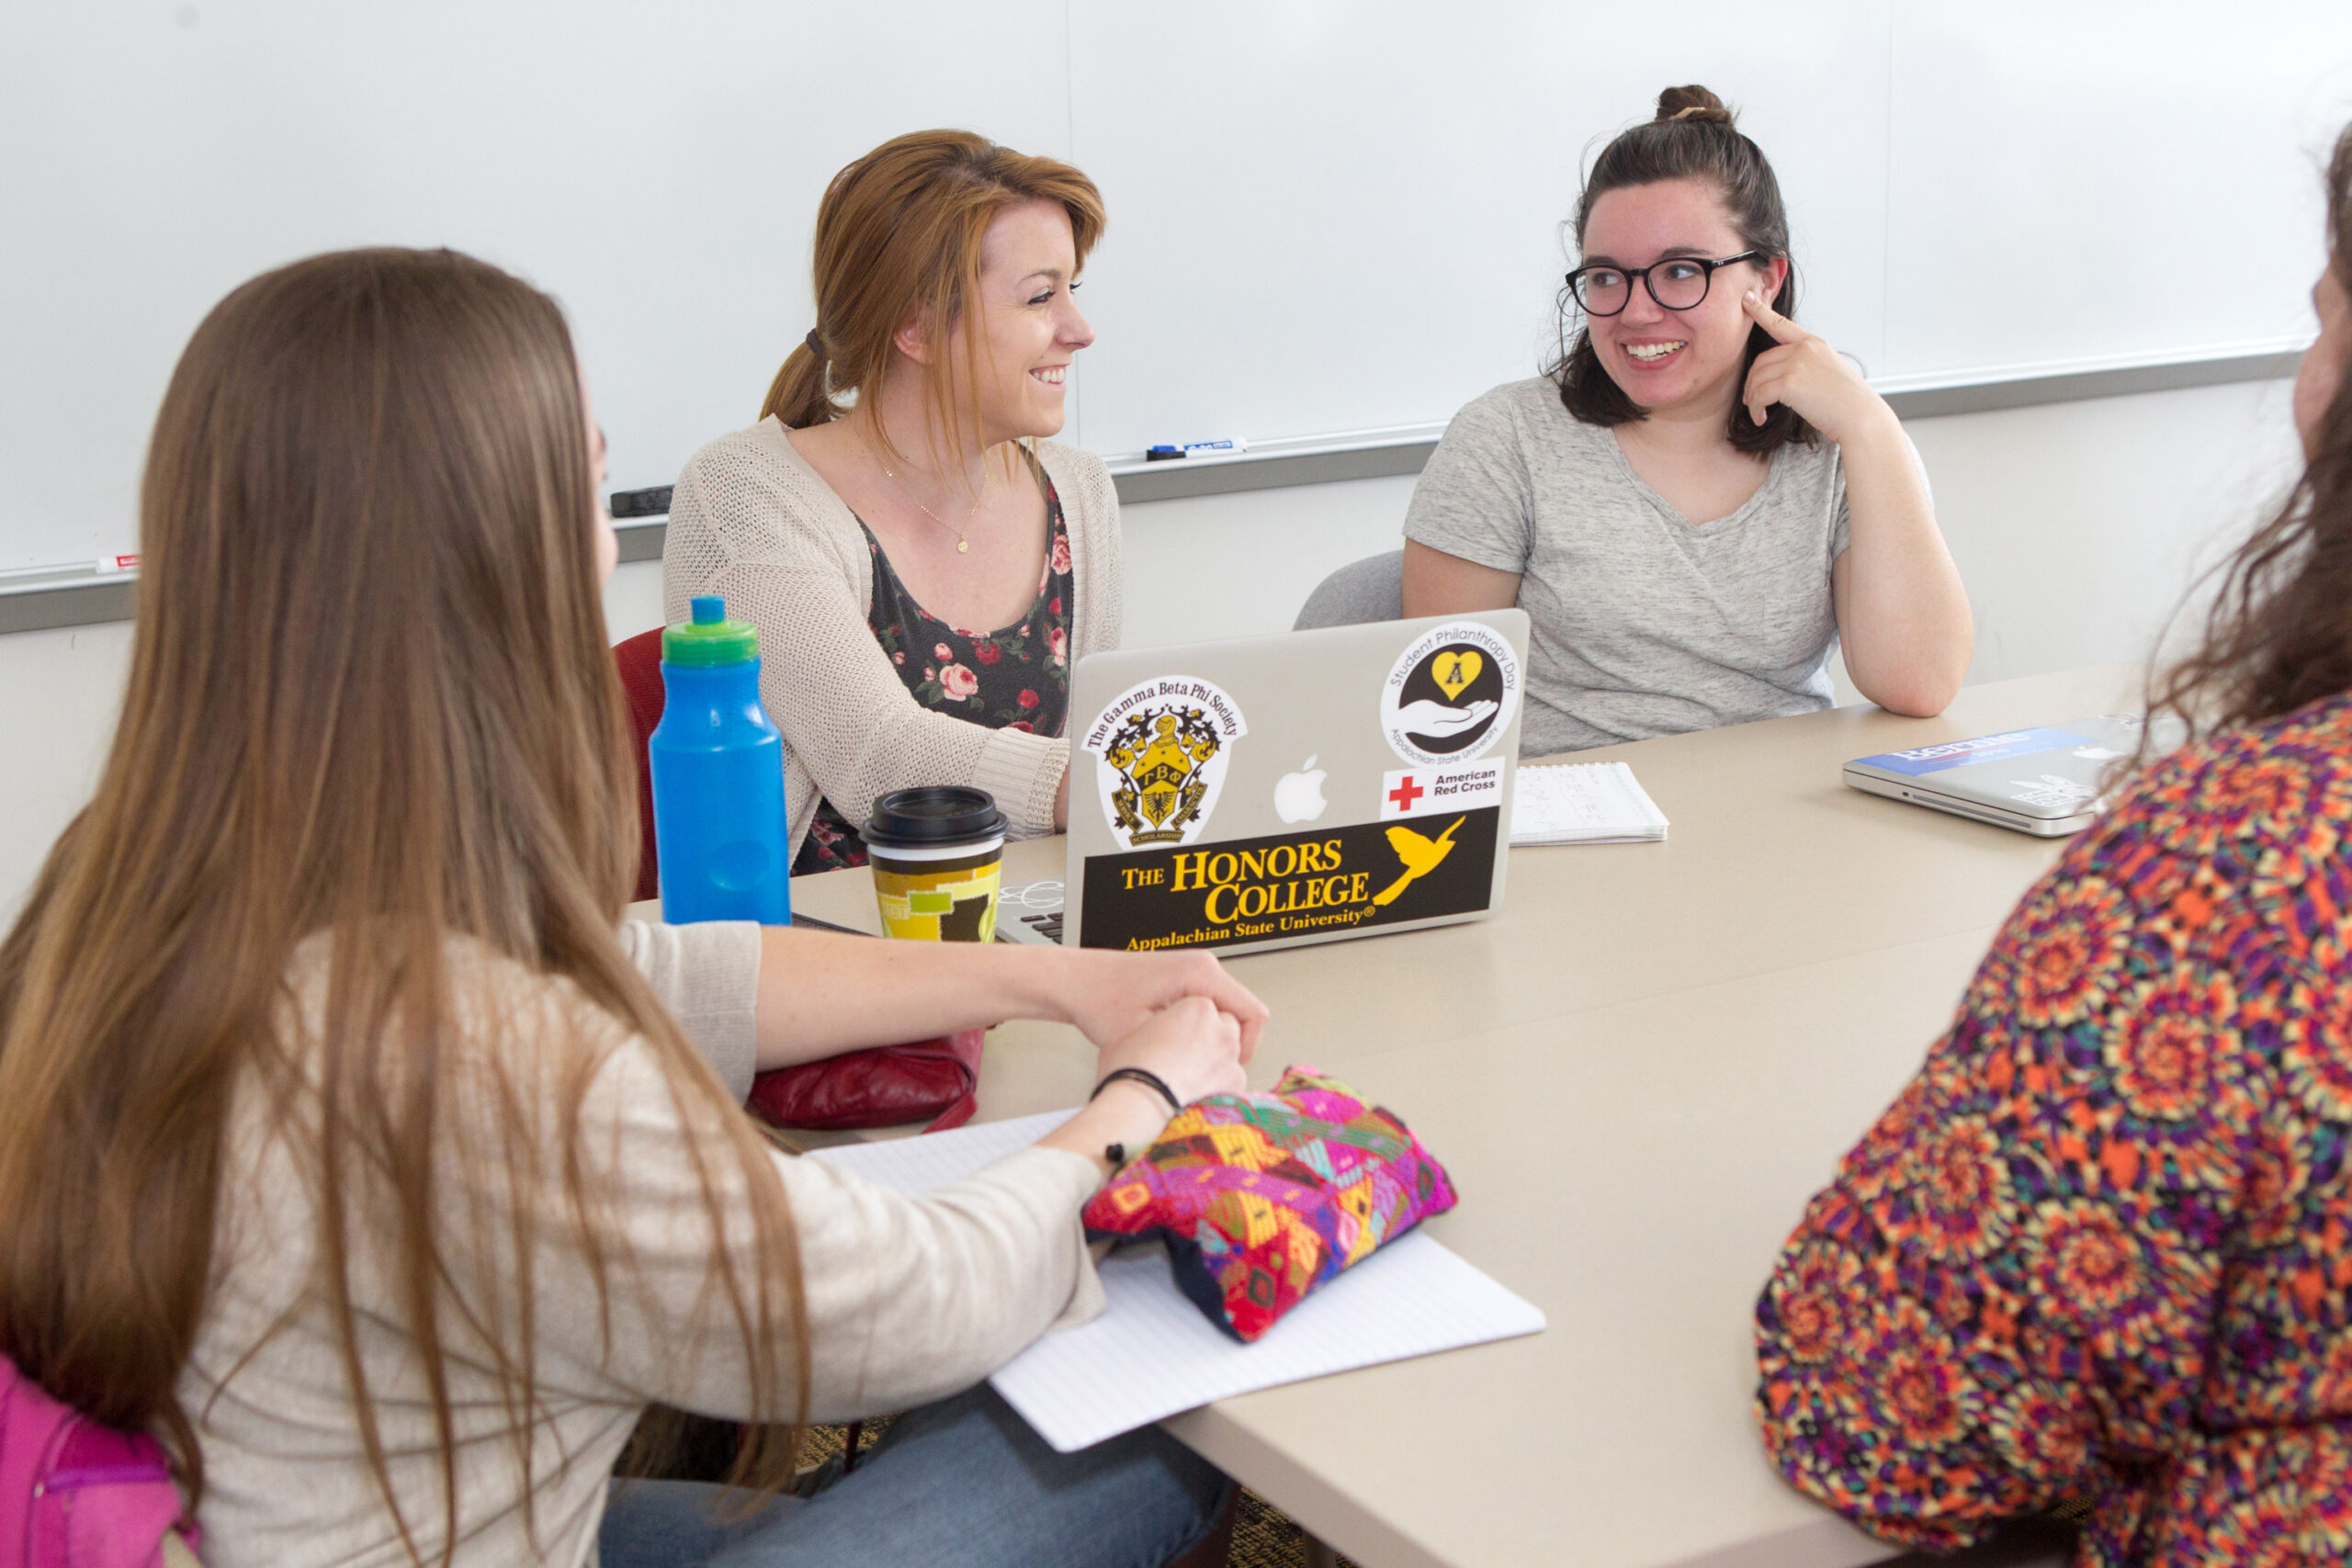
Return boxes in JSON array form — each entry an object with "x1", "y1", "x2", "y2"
[
  {"x1": 1379, "y1": 621, "x2": 1521, "y2": 768},
  {"x1": 1083, "y1": 675, "x2": 1249, "y2": 850}
]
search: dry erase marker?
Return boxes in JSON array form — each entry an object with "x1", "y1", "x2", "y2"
[
  {"x1": 96, "y1": 553, "x2": 139, "y2": 573},
  {"x1": 1143, "y1": 437, "x2": 1250, "y2": 462}
]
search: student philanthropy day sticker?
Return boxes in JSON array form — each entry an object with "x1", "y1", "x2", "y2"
[
  {"x1": 1380, "y1": 621, "x2": 1521, "y2": 768},
  {"x1": 1082, "y1": 675, "x2": 1249, "y2": 851}
]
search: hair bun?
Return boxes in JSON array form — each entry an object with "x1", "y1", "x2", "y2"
[{"x1": 1655, "y1": 85, "x2": 1735, "y2": 127}]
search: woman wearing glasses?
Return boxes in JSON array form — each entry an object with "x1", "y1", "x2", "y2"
[{"x1": 1402, "y1": 85, "x2": 1971, "y2": 757}]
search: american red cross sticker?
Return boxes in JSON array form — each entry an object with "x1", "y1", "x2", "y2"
[{"x1": 1387, "y1": 774, "x2": 1424, "y2": 812}]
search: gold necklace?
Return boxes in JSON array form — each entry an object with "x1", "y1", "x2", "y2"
[{"x1": 882, "y1": 463, "x2": 978, "y2": 554}]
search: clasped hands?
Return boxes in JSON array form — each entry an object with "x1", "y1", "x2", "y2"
[{"x1": 1056, "y1": 948, "x2": 1262, "y2": 1109}]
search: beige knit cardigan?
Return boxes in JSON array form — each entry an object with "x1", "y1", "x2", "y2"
[
  {"x1": 662, "y1": 419, "x2": 1123, "y2": 854},
  {"x1": 184, "y1": 921, "x2": 1105, "y2": 1568}
]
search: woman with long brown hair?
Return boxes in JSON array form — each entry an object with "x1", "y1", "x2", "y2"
[
  {"x1": 665, "y1": 130, "x2": 1115, "y2": 874},
  {"x1": 0, "y1": 245, "x2": 1261, "y2": 1567},
  {"x1": 1753, "y1": 121, "x2": 2352, "y2": 1562}
]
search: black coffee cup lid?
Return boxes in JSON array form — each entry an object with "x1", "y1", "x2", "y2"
[{"x1": 865, "y1": 786, "x2": 1007, "y2": 851}]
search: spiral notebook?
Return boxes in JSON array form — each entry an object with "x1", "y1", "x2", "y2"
[
  {"x1": 812, "y1": 1111, "x2": 1547, "y2": 1453},
  {"x1": 1509, "y1": 761, "x2": 1669, "y2": 845}
]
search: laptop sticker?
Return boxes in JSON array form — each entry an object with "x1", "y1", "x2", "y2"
[
  {"x1": 1380, "y1": 758, "x2": 1503, "y2": 820},
  {"x1": 1381, "y1": 621, "x2": 1521, "y2": 767},
  {"x1": 1082, "y1": 675, "x2": 1249, "y2": 850},
  {"x1": 1078, "y1": 809, "x2": 1501, "y2": 951},
  {"x1": 1852, "y1": 728, "x2": 2092, "y2": 776}
]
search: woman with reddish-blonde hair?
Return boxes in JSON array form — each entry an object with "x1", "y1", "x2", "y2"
[
  {"x1": 666, "y1": 130, "x2": 1115, "y2": 873},
  {"x1": 0, "y1": 245, "x2": 1259, "y2": 1568}
]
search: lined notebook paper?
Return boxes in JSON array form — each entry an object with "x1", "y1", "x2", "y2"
[
  {"x1": 1510, "y1": 761, "x2": 1669, "y2": 845},
  {"x1": 813, "y1": 1111, "x2": 1547, "y2": 1453}
]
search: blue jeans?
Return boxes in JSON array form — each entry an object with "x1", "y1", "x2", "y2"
[{"x1": 600, "y1": 1385, "x2": 1232, "y2": 1568}]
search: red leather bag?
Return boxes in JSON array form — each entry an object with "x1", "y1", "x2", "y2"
[
  {"x1": 616, "y1": 629, "x2": 981, "y2": 1133},
  {"x1": 746, "y1": 1029, "x2": 984, "y2": 1132}
]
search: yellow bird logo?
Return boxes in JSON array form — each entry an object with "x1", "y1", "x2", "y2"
[{"x1": 1373, "y1": 816, "x2": 1464, "y2": 907}]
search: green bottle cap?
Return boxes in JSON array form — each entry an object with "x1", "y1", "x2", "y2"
[{"x1": 662, "y1": 595, "x2": 760, "y2": 666}]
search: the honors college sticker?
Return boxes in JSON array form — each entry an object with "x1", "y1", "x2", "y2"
[
  {"x1": 1079, "y1": 809, "x2": 1500, "y2": 951},
  {"x1": 1082, "y1": 675, "x2": 1249, "y2": 849},
  {"x1": 1380, "y1": 621, "x2": 1521, "y2": 767}
]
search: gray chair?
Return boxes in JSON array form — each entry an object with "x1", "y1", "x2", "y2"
[{"x1": 1292, "y1": 549, "x2": 1404, "y2": 630}]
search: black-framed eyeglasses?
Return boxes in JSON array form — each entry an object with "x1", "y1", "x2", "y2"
[{"x1": 1565, "y1": 250, "x2": 1764, "y2": 317}]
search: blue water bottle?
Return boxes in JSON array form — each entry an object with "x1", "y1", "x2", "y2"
[{"x1": 650, "y1": 595, "x2": 792, "y2": 925}]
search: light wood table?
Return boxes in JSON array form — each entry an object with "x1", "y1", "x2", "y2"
[{"x1": 768, "y1": 666, "x2": 2137, "y2": 1568}]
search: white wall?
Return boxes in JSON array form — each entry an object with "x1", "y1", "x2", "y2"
[
  {"x1": 0, "y1": 374, "x2": 2306, "y2": 923},
  {"x1": 0, "y1": 620, "x2": 137, "y2": 918},
  {"x1": 1921, "y1": 378, "x2": 2304, "y2": 684}
]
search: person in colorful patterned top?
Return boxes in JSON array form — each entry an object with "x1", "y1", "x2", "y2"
[
  {"x1": 664, "y1": 130, "x2": 1120, "y2": 873},
  {"x1": 1753, "y1": 122, "x2": 2352, "y2": 1563}
]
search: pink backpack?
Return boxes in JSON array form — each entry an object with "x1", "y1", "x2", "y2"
[{"x1": 0, "y1": 1355, "x2": 197, "y2": 1568}]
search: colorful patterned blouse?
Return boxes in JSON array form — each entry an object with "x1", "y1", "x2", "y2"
[
  {"x1": 793, "y1": 471, "x2": 1074, "y2": 874},
  {"x1": 1757, "y1": 692, "x2": 2352, "y2": 1564}
]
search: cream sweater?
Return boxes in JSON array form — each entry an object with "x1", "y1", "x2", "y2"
[
  {"x1": 662, "y1": 421, "x2": 1124, "y2": 853},
  {"x1": 182, "y1": 922, "x2": 1104, "y2": 1568}
]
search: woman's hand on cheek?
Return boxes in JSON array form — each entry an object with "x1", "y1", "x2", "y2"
[
  {"x1": 1738, "y1": 290, "x2": 1892, "y2": 446},
  {"x1": 1054, "y1": 949, "x2": 1267, "y2": 1062}
]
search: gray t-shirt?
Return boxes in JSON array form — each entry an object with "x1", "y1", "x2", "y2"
[{"x1": 1403, "y1": 378, "x2": 1850, "y2": 757}]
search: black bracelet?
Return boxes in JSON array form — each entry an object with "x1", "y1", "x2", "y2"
[{"x1": 1091, "y1": 1066, "x2": 1182, "y2": 1117}]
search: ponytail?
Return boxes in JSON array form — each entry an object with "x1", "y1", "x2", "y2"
[{"x1": 761, "y1": 341, "x2": 831, "y2": 428}]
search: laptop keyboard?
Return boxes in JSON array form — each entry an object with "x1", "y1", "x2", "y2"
[{"x1": 996, "y1": 879, "x2": 1066, "y2": 943}]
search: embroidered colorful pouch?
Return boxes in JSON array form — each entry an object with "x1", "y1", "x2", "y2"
[{"x1": 1080, "y1": 1065, "x2": 1457, "y2": 1342}]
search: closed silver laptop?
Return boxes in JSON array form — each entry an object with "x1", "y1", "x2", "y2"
[
  {"x1": 999, "y1": 611, "x2": 1531, "y2": 953},
  {"x1": 1843, "y1": 714, "x2": 2169, "y2": 837}
]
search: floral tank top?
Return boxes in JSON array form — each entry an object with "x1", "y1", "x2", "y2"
[
  {"x1": 793, "y1": 469, "x2": 1074, "y2": 874},
  {"x1": 1755, "y1": 691, "x2": 2352, "y2": 1563}
]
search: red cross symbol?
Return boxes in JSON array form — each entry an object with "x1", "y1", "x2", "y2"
[{"x1": 1387, "y1": 774, "x2": 1424, "y2": 812}]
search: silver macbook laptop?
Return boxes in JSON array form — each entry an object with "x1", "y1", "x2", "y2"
[
  {"x1": 1843, "y1": 714, "x2": 2171, "y2": 837},
  {"x1": 999, "y1": 611, "x2": 1532, "y2": 953}
]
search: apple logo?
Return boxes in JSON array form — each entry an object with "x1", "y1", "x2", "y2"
[{"x1": 1273, "y1": 755, "x2": 1329, "y2": 824}]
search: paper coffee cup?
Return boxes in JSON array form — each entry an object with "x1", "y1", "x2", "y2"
[{"x1": 865, "y1": 786, "x2": 1008, "y2": 942}]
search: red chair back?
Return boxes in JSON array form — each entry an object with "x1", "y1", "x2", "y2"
[{"x1": 614, "y1": 628, "x2": 665, "y2": 905}]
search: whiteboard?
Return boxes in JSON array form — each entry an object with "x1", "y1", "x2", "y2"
[
  {"x1": 1883, "y1": 6, "x2": 2351, "y2": 377},
  {"x1": 6, "y1": 1, "x2": 2350, "y2": 573},
  {"x1": 1067, "y1": 0, "x2": 1895, "y2": 457},
  {"x1": 0, "y1": 0, "x2": 1069, "y2": 573}
]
